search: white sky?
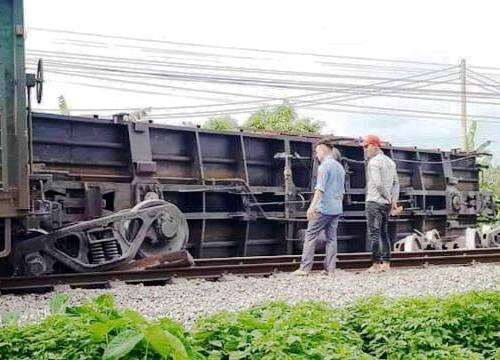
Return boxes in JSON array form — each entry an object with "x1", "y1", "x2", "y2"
[{"x1": 24, "y1": 0, "x2": 500, "y2": 160}]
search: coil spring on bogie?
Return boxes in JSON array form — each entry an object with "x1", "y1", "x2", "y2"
[
  {"x1": 89, "y1": 239, "x2": 120, "y2": 264},
  {"x1": 90, "y1": 243, "x2": 106, "y2": 264},
  {"x1": 103, "y1": 240, "x2": 120, "y2": 260}
]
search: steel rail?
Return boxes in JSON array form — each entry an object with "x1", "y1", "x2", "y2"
[{"x1": 0, "y1": 249, "x2": 499, "y2": 292}]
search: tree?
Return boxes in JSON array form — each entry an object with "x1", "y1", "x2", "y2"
[
  {"x1": 466, "y1": 120, "x2": 492, "y2": 158},
  {"x1": 482, "y1": 167, "x2": 500, "y2": 197},
  {"x1": 467, "y1": 119, "x2": 499, "y2": 223},
  {"x1": 243, "y1": 102, "x2": 324, "y2": 134},
  {"x1": 127, "y1": 107, "x2": 152, "y2": 122},
  {"x1": 58, "y1": 95, "x2": 70, "y2": 115},
  {"x1": 181, "y1": 120, "x2": 199, "y2": 127},
  {"x1": 192, "y1": 103, "x2": 323, "y2": 134},
  {"x1": 203, "y1": 115, "x2": 239, "y2": 131},
  {"x1": 481, "y1": 166, "x2": 500, "y2": 223}
]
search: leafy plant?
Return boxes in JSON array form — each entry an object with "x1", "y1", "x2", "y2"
[
  {"x1": 0, "y1": 310, "x2": 19, "y2": 326},
  {"x1": 102, "y1": 329, "x2": 144, "y2": 360},
  {"x1": 243, "y1": 102, "x2": 324, "y2": 134},
  {"x1": 50, "y1": 293, "x2": 70, "y2": 314},
  {"x1": 1, "y1": 291, "x2": 498, "y2": 359},
  {"x1": 126, "y1": 107, "x2": 152, "y2": 122},
  {"x1": 342, "y1": 291, "x2": 500, "y2": 359},
  {"x1": 197, "y1": 102, "x2": 324, "y2": 134},
  {"x1": 58, "y1": 94, "x2": 70, "y2": 115},
  {"x1": 481, "y1": 166, "x2": 500, "y2": 223},
  {"x1": 466, "y1": 119, "x2": 498, "y2": 223},
  {"x1": 0, "y1": 293, "x2": 199, "y2": 360},
  {"x1": 204, "y1": 116, "x2": 239, "y2": 131},
  {"x1": 191, "y1": 301, "x2": 370, "y2": 359}
]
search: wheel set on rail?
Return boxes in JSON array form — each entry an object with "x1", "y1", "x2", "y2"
[{"x1": 8, "y1": 199, "x2": 189, "y2": 277}]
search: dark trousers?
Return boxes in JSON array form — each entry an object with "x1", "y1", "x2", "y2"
[
  {"x1": 366, "y1": 201, "x2": 391, "y2": 262},
  {"x1": 299, "y1": 212, "x2": 339, "y2": 273}
]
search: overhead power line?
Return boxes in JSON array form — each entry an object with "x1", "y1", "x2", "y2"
[
  {"x1": 28, "y1": 64, "x2": 462, "y2": 111},
  {"x1": 29, "y1": 27, "x2": 455, "y2": 67},
  {"x1": 145, "y1": 106, "x2": 500, "y2": 125},
  {"x1": 27, "y1": 50, "x2": 463, "y2": 84},
  {"x1": 28, "y1": 57, "x2": 466, "y2": 89},
  {"x1": 33, "y1": 63, "x2": 495, "y2": 118},
  {"x1": 30, "y1": 61, "x2": 500, "y2": 100}
]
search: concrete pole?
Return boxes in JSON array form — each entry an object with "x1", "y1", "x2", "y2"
[{"x1": 460, "y1": 59, "x2": 468, "y2": 151}]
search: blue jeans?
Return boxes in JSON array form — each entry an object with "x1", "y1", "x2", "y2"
[{"x1": 299, "y1": 212, "x2": 340, "y2": 273}]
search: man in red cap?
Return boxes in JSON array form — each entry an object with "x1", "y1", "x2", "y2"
[{"x1": 361, "y1": 135, "x2": 400, "y2": 272}]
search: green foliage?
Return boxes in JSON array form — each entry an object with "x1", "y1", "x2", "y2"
[
  {"x1": 467, "y1": 120, "x2": 493, "y2": 165},
  {"x1": 127, "y1": 107, "x2": 152, "y2": 122},
  {"x1": 58, "y1": 95, "x2": 70, "y2": 116},
  {"x1": 243, "y1": 102, "x2": 324, "y2": 134},
  {"x1": 483, "y1": 166, "x2": 500, "y2": 199},
  {"x1": 102, "y1": 330, "x2": 144, "y2": 360},
  {"x1": 191, "y1": 291, "x2": 500, "y2": 359},
  {"x1": 50, "y1": 293, "x2": 69, "y2": 315},
  {"x1": 342, "y1": 291, "x2": 500, "y2": 359},
  {"x1": 181, "y1": 120, "x2": 199, "y2": 127},
  {"x1": 186, "y1": 103, "x2": 324, "y2": 134},
  {"x1": 0, "y1": 310, "x2": 19, "y2": 326},
  {"x1": 0, "y1": 314, "x2": 103, "y2": 359},
  {"x1": 0, "y1": 293, "x2": 200, "y2": 360},
  {"x1": 204, "y1": 115, "x2": 239, "y2": 131},
  {"x1": 1, "y1": 291, "x2": 499, "y2": 359},
  {"x1": 467, "y1": 119, "x2": 498, "y2": 222},
  {"x1": 465, "y1": 119, "x2": 477, "y2": 152},
  {"x1": 191, "y1": 302, "x2": 369, "y2": 359},
  {"x1": 144, "y1": 324, "x2": 189, "y2": 360},
  {"x1": 481, "y1": 166, "x2": 500, "y2": 223}
]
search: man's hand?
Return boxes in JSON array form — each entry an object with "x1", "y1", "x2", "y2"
[
  {"x1": 390, "y1": 206, "x2": 403, "y2": 216},
  {"x1": 389, "y1": 198, "x2": 403, "y2": 216},
  {"x1": 390, "y1": 202, "x2": 403, "y2": 216},
  {"x1": 307, "y1": 189, "x2": 322, "y2": 220},
  {"x1": 306, "y1": 207, "x2": 317, "y2": 221},
  {"x1": 390, "y1": 199, "x2": 397, "y2": 210}
]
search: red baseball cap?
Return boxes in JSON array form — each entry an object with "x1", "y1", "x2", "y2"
[{"x1": 361, "y1": 134, "x2": 382, "y2": 148}]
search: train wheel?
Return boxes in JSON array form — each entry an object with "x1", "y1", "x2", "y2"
[{"x1": 125, "y1": 200, "x2": 189, "y2": 258}]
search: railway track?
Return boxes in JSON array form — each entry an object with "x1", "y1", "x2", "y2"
[{"x1": 0, "y1": 248, "x2": 499, "y2": 293}]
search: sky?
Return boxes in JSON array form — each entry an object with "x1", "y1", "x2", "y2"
[{"x1": 24, "y1": 0, "x2": 500, "y2": 161}]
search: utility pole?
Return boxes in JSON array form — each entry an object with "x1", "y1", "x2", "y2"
[{"x1": 460, "y1": 59, "x2": 468, "y2": 151}]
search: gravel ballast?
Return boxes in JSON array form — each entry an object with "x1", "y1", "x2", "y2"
[{"x1": 1, "y1": 263, "x2": 499, "y2": 326}]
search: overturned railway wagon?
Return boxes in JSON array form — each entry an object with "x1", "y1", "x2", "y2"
[
  {"x1": 9, "y1": 112, "x2": 491, "y2": 268},
  {"x1": 0, "y1": 0, "x2": 496, "y2": 276}
]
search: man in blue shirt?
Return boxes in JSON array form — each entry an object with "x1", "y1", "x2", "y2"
[{"x1": 293, "y1": 138, "x2": 346, "y2": 276}]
